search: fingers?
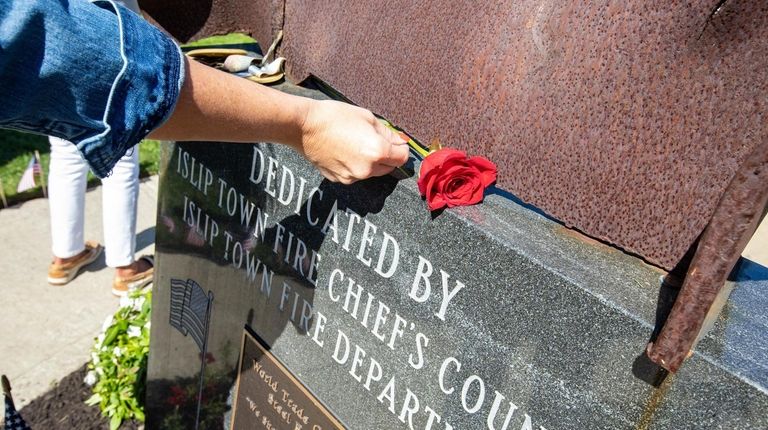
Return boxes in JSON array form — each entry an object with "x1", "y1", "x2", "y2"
[
  {"x1": 346, "y1": 122, "x2": 408, "y2": 180},
  {"x1": 374, "y1": 122, "x2": 410, "y2": 168},
  {"x1": 384, "y1": 140, "x2": 410, "y2": 168},
  {"x1": 301, "y1": 99, "x2": 412, "y2": 183},
  {"x1": 369, "y1": 162, "x2": 400, "y2": 177},
  {"x1": 319, "y1": 157, "x2": 401, "y2": 184}
]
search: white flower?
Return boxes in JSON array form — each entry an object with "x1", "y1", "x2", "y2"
[
  {"x1": 95, "y1": 333, "x2": 105, "y2": 349},
  {"x1": 101, "y1": 315, "x2": 114, "y2": 332},
  {"x1": 84, "y1": 370, "x2": 98, "y2": 386},
  {"x1": 113, "y1": 346, "x2": 122, "y2": 357},
  {"x1": 95, "y1": 367, "x2": 105, "y2": 376},
  {"x1": 119, "y1": 295, "x2": 132, "y2": 308},
  {"x1": 144, "y1": 321, "x2": 151, "y2": 330},
  {"x1": 91, "y1": 352, "x2": 100, "y2": 365},
  {"x1": 132, "y1": 296, "x2": 146, "y2": 311},
  {"x1": 127, "y1": 325, "x2": 142, "y2": 338}
]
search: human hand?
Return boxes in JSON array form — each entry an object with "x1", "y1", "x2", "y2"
[
  {"x1": 299, "y1": 100, "x2": 409, "y2": 184},
  {"x1": 151, "y1": 59, "x2": 408, "y2": 183}
]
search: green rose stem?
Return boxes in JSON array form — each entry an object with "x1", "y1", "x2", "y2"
[
  {"x1": 379, "y1": 119, "x2": 430, "y2": 158},
  {"x1": 403, "y1": 136, "x2": 430, "y2": 158}
]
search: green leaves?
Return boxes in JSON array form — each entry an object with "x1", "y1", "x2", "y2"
[
  {"x1": 110, "y1": 414, "x2": 121, "y2": 430},
  {"x1": 86, "y1": 287, "x2": 152, "y2": 429}
]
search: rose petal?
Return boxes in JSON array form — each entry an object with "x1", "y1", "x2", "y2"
[
  {"x1": 427, "y1": 195, "x2": 448, "y2": 211},
  {"x1": 448, "y1": 179, "x2": 482, "y2": 207},
  {"x1": 445, "y1": 177, "x2": 467, "y2": 193},
  {"x1": 444, "y1": 176, "x2": 473, "y2": 200},
  {"x1": 479, "y1": 170, "x2": 496, "y2": 187},
  {"x1": 425, "y1": 170, "x2": 447, "y2": 210},
  {"x1": 436, "y1": 168, "x2": 468, "y2": 189},
  {"x1": 417, "y1": 169, "x2": 437, "y2": 196},
  {"x1": 467, "y1": 156, "x2": 497, "y2": 187},
  {"x1": 440, "y1": 164, "x2": 474, "y2": 180},
  {"x1": 441, "y1": 157, "x2": 466, "y2": 170},
  {"x1": 425, "y1": 169, "x2": 441, "y2": 199},
  {"x1": 469, "y1": 179, "x2": 485, "y2": 204},
  {"x1": 421, "y1": 148, "x2": 466, "y2": 173},
  {"x1": 427, "y1": 192, "x2": 447, "y2": 210},
  {"x1": 439, "y1": 166, "x2": 477, "y2": 205}
]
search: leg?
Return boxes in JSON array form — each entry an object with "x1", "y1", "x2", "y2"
[
  {"x1": 47, "y1": 136, "x2": 103, "y2": 285},
  {"x1": 49, "y1": 136, "x2": 89, "y2": 258},
  {"x1": 101, "y1": 145, "x2": 140, "y2": 268},
  {"x1": 101, "y1": 145, "x2": 153, "y2": 296}
]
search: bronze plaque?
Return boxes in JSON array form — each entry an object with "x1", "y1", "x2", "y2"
[{"x1": 230, "y1": 328, "x2": 345, "y2": 430}]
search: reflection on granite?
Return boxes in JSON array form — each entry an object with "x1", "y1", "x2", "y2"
[
  {"x1": 146, "y1": 85, "x2": 767, "y2": 429},
  {"x1": 695, "y1": 259, "x2": 768, "y2": 391}
]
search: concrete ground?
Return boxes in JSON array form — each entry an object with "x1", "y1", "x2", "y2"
[
  {"x1": 0, "y1": 174, "x2": 765, "y2": 416},
  {"x1": 0, "y1": 176, "x2": 157, "y2": 410}
]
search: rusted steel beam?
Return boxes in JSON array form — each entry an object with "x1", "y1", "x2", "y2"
[
  {"x1": 647, "y1": 140, "x2": 768, "y2": 372},
  {"x1": 282, "y1": 0, "x2": 768, "y2": 270},
  {"x1": 144, "y1": 0, "x2": 768, "y2": 272}
]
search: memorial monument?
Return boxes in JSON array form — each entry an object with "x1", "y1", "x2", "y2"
[{"x1": 143, "y1": 1, "x2": 768, "y2": 428}]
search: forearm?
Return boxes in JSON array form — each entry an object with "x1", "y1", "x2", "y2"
[
  {"x1": 150, "y1": 58, "x2": 410, "y2": 184},
  {"x1": 0, "y1": 0, "x2": 406, "y2": 183},
  {"x1": 149, "y1": 57, "x2": 310, "y2": 150}
]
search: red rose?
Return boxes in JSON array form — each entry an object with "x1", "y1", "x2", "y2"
[{"x1": 417, "y1": 148, "x2": 497, "y2": 211}]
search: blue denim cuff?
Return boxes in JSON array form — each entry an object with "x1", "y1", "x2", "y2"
[{"x1": 78, "y1": 1, "x2": 185, "y2": 178}]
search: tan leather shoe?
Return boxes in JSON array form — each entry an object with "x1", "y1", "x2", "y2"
[
  {"x1": 112, "y1": 256, "x2": 154, "y2": 297},
  {"x1": 47, "y1": 241, "x2": 103, "y2": 286}
]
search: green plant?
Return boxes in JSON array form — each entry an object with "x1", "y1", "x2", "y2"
[{"x1": 85, "y1": 287, "x2": 152, "y2": 430}]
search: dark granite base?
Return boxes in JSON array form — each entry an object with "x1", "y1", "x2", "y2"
[{"x1": 146, "y1": 84, "x2": 767, "y2": 430}]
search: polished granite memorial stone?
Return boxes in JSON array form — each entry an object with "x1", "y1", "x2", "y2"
[{"x1": 146, "y1": 83, "x2": 768, "y2": 429}]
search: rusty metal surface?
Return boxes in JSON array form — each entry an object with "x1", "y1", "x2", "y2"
[
  {"x1": 648, "y1": 139, "x2": 768, "y2": 372},
  {"x1": 281, "y1": 0, "x2": 768, "y2": 269},
  {"x1": 139, "y1": 0, "x2": 282, "y2": 46}
]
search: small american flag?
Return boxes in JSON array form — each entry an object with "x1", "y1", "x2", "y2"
[
  {"x1": 2, "y1": 375, "x2": 30, "y2": 430},
  {"x1": 169, "y1": 278, "x2": 213, "y2": 352},
  {"x1": 3, "y1": 396, "x2": 30, "y2": 430},
  {"x1": 168, "y1": 279, "x2": 214, "y2": 430},
  {"x1": 15, "y1": 156, "x2": 40, "y2": 193}
]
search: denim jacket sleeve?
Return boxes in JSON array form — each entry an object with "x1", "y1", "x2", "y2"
[{"x1": 0, "y1": 0, "x2": 185, "y2": 178}]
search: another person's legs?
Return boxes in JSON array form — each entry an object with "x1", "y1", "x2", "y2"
[
  {"x1": 102, "y1": 146, "x2": 153, "y2": 296},
  {"x1": 48, "y1": 136, "x2": 103, "y2": 285}
]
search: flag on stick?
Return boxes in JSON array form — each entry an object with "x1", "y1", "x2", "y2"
[
  {"x1": 169, "y1": 279, "x2": 213, "y2": 350},
  {"x1": 0, "y1": 178, "x2": 7, "y2": 208},
  {"x1": 169, "y1": 278, "x2": 214, "y2": 430},
  {"x1": 33, "y1": 150, "x2": 46, "y2": 198},
  {"x1": 2, "y1": 375, "x2": 31, "y2": 430},
  {"x1": 15, "y1": 156, "x2": 37, "y2": 193}
]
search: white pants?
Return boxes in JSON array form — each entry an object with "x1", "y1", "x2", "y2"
[{"x1": 48, "y1": 136, "x2": 139, "y2": 268}]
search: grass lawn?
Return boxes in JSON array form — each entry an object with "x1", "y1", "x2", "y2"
[
  {"x1": 0, "y1": 130, "x2": 161, "y2": 207},
  {"x1": 0, "y1": 33, "x2": 257, "y2": 207}
]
